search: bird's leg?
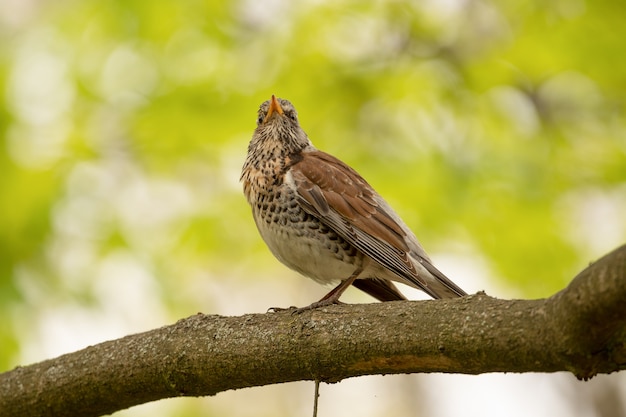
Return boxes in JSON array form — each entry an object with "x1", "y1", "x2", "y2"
[{"x1": 292, "y1": 262, "x2": 366, "y2": 314}]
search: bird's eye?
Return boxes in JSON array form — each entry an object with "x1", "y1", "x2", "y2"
[
  {"x1": 285, "y1": 110, "x2": 297, "y2": 122},
  {"x1": 257, "y1": 114, "x2": 265, "y2": 125}
]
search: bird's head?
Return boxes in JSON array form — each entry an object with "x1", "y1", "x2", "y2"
[{"x1": 251, "y1": 95, "x2": 312, "y2": 155}]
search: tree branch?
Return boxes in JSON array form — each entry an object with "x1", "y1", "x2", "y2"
[{"x1": 1, "y1": 245, "x2": 625, "y2": 417}]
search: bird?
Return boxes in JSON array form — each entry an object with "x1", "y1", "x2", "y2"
[{"x1": 241, "y1": 95, "x2": 467, "y2": 312}]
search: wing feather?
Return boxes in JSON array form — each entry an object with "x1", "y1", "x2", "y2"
[{"x1": 291, "y1": 150, "x2": 443, "y2": 297}]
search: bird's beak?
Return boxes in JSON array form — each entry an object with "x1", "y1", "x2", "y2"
[{"x1": 264, "y1": 95, "x2": 284, "y2": 123}]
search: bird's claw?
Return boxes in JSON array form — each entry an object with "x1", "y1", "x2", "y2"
[{"x1": 267, "y1": 306, "x2": 297, "y2": 313}]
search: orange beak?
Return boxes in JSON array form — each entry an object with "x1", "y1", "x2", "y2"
[{"x1": 264, "y1": 94, "x2": 284, "y2": 123}]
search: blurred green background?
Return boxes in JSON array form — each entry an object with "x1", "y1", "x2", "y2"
[{"x1": 1, "y1": 1, "x2": 625, "y2": 416}]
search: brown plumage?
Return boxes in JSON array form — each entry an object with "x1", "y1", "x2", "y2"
[{"x1": 241, "y1": 95, "x2": 467, "y2": 311}]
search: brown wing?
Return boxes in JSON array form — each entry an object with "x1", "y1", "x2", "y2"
[{"x1": 291, "y1": 150, "x2": 442, "y2": 299}]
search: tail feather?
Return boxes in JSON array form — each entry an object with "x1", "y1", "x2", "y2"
[{"x1": 352, "y1": 278, "x2": 407, "y2": 302}]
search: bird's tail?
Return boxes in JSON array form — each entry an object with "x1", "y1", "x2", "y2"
[{"x1": 352, "y1": 278, "x2": 408, "y2": 301}]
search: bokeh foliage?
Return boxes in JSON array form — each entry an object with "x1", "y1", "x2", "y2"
[{"x1": 1, "y1": 0, "x2": 625, "y2": 414}]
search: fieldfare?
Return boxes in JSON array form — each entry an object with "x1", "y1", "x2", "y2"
[{"x1": 241, "y1": 95, "x2": 467, "y2": 311}]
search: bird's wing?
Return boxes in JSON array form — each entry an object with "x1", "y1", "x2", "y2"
[{"x1": 290, "y1": 149, "x2": 452, "y2": 298}]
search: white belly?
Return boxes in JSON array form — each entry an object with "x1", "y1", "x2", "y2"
[{"x1": 255, "y1": 215, "x2": 359, "y2": 285}]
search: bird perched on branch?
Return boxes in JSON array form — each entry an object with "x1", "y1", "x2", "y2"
[{"x1": 241, "y1": 95, "x2": 467, "y2": 312}]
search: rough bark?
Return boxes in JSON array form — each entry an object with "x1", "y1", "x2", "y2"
[{"x1": 1, "y1": 244, "x2": 625, "y2": 417}]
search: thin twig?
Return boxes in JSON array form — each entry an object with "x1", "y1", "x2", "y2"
[{"x1": 313, "y1": 379, "x2": 320, "y2": 417}]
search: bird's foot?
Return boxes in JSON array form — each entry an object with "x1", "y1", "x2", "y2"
[
  {"x1": 267, "y1": 299, "x2": 345, "y2": 314},
  {"x1": 290, "y1": 298, "x2": 345, "y2": 315},
  {"x1": 267, "y1": 306, "x2": 297, "y2": 313}
]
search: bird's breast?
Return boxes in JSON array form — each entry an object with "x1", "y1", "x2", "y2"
[{"x1": 243, "y1": 167, "x2": 361, "y2": 284}]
